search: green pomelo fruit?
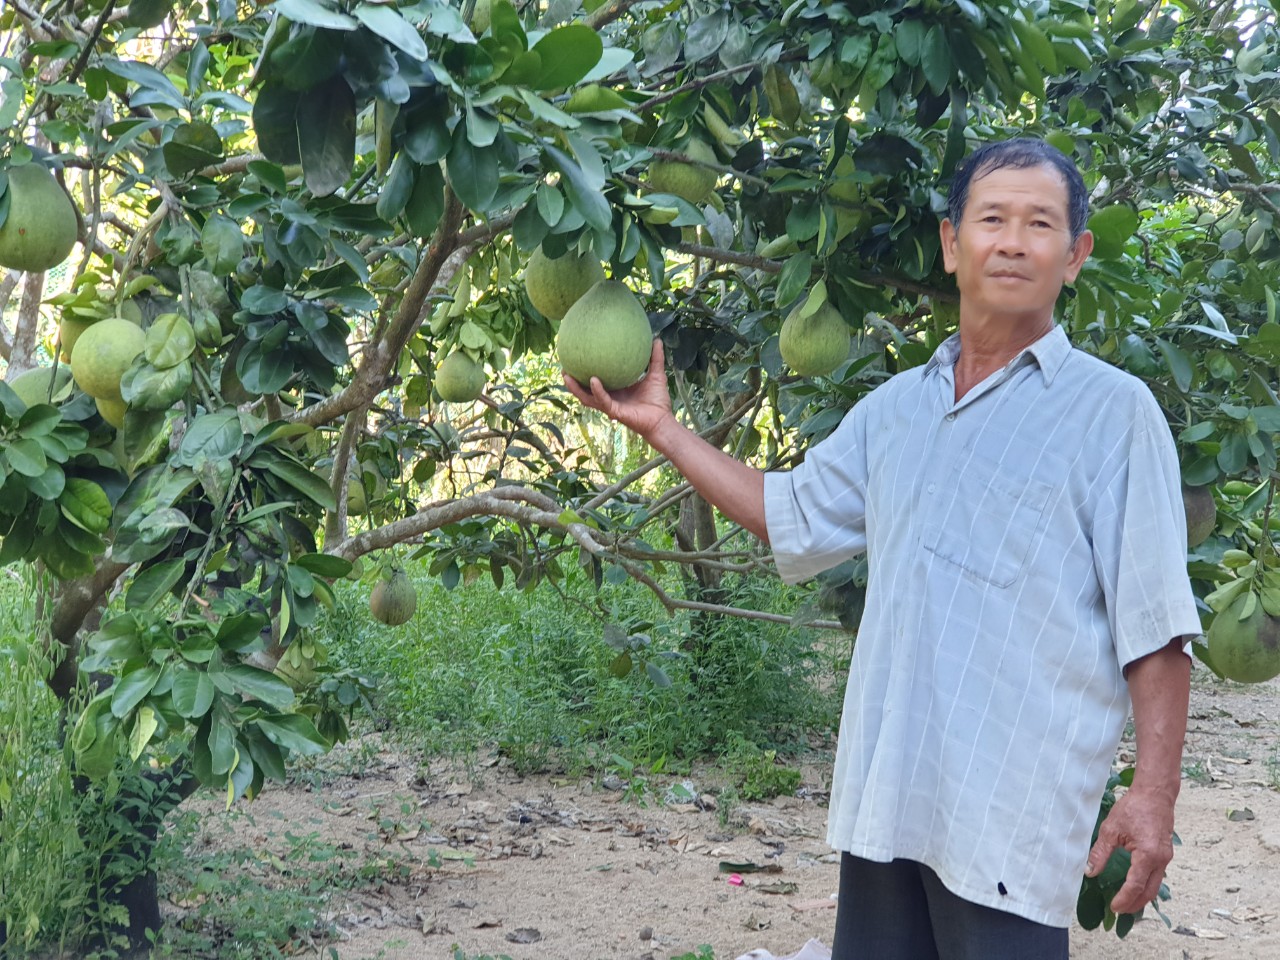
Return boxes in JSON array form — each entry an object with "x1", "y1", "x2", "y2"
[
  {"x1": 95, "y1": 395, "x2": 128, "y2": 429},
  {"x1": 556, "y1": 281, "x2": 653, "y2": 391},
  {"x1": 470, "y1": 0, "x2": 492, "y2": 32},
  {"x1": 124, "y1": 0, "x2": 171, "y2": 27},
  {"x1": 347, "y1": 479, "x2": 368, "y2": 515},
  {"x1": 70, "y1": 317, "x2": 146, "y2": 401},
  {"x1": 779, "y1": 300, "x2": 850, "y2": 377},
  {"x1": 370, "y1": 568, "x2": 417, "y2": 626},
  {"x1": 0, "y1": 163, "x2": 79, "y2": 274},
  {"x1": 523, "y1": 245, "x2": 606, "y2": 321},
  {"x1": 436, "y1": 351, "x2": 486, "y2": 403},
  {"x1": 1208, "y1": 594, "x2": 1280, "y2": 684},
  {"x1": 9, "y1": 364, "x2": 73, "y2": 407},
  {"x1": 648, "y1": 139, "x2": 718, "y2": 206},
  {"x1": 1183, "y1": 484, "x2": 1216, "y2": 548},
  {"x1": 59, "y1": 317, "x2": 96, "y2": 361}
]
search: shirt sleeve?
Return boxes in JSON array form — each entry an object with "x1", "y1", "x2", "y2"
[
  {"x1": 764, "y1": 400, "x2": 871, "y2": 584},
  {"x1": 1090, "y1": 385, "x2": 1203, "y2": 670}
]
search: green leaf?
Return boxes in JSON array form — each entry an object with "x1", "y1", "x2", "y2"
[
  {"x1": 126, "y1": 558, "x2": 186, "y2": 611},
  {"x1": 921, "y1": 25, "x2": 952, "y2": 94},
  {"x1": 256, "y1": 713, "x2": 329, "y2": 755},
  {"x1": 1154, "y1": 337, "x2": 1193, "y2": 392},
  {"x1": 683, "y1": 10, "x2": 727, "y2": 63},
  {"x1": 7, "y1": 438, "x2": 47, "y2": 477},
  {"x1": 251, "y1": 82, "x2": 302, "y2": 166},
  {"x1": 207, "y1": 711, "x2": 236, "y2": 775},
  {"x1": 177, "y1": 411, "x2": 243, "y2": 467},
  {"x1": 214, "y1": 665, "x2": 295, "y2": 710},
  {"x1": 273, "y1": 0, "x2": 358, "y2": 30},
  {"x1": 163, "y1": 140, "x2": 220, "y2": 179},
  {"x1": 111, "y1": 665, "x2": 161, "y2": 718},
  {"x1": 121, "y1": 359, "x2": 193, "y2": 411},
  {"x1": 145, "y1": 313, "x2": 196, "y2": 369},
  {"x1": 447, "y1": 118, "x2": 499, "y2": 211},
  {"x1": 529, "y1": 24, "x2": 603, "y2": 90},
  {"x1": 376, "y1": 152, "x2": 414, "y2": 222},
  {"x1": 18, "y1": 404, "x2": 63, "y2": 437},
  {"x1": 295, "y1": 552, "x2": 353, "y2": 578},
  {"x1": 353, "y1": 3, "x2": 428, "y2": 60},
  {"x1": 201, "y1": 214, "x2": 244, "y2": 276},
  {"x1": 405, "y1": 162, "x2": 445, "y2": 237},
  {"x1": 214, "y1": 611, "x2": 269, "y2": 652},
  {"x1": 298, "y1": 75, "x2": 355, "y2": 197},
  {"x1": 545, "y1": 144, "x2": 610, "y2": 231},
  {"x1": 171, "y1": 668, "x2": 216, "y2": 719},
  {"x1": 1087, "y1": 205, "x2": 1139, "y2": 260},
  {"x1": 261, "y1": 456, "x2": 337, "y2": 511},
  {"x1": 128, "y1": 705, "x2": 159, "y2": 760},
  {"x1": 776, "y1": 252, "x2": 813, "y2": 309},
  {"x1": 60, "y1": 478, "x2": 111, "y2": 534}
]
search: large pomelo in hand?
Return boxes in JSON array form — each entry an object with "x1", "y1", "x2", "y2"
[
  {"x1": 647, "y1": 139, "x2": 718, "y2": 205},
  {"x1": 524, "y1": 245, "x2": 605, "y2": 321},
  {"x1": 0, "y1": 163, "x2": 79, "y2": 273},
  {"x1": 70, "y1": 317, "x2": 146, "y2": 402},
  {"x1": 779, "y1": 300, "x2": 850, "y2": 377},
  {"x1": 1207, "y1": 593, "x2": 1280, "y2": 684},
  {"x1": 556, "y1": 281, "x2": 653, "y2": 391},
  {"x1": 370, "y1": 568, "x2": 417, "y2": 626},
  {"x1": 435, "y1": 351, "x2": 486, "y2": 403}
]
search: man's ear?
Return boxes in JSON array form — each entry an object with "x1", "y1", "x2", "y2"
[
  {"x1": 1065, "y1": 229, "x2": 1093, "y2": 283},
  {"x1": 940, "y1": 218, "x2": 958, "y2": 274}
]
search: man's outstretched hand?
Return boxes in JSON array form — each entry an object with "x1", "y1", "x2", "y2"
[{"x1": 562, "y1": 339, "x2": 673, "y2": 442}]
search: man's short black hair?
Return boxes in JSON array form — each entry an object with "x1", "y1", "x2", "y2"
[{"x1": 947, "y1": 138, "x2": 1089, "y2": 241}]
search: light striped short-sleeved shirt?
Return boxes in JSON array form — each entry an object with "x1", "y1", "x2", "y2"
[{"x1": 764, "y1": 325, "x2": 1202, "y2": 927}]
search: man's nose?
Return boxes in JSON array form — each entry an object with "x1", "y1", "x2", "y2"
[{"x1": 994, "y1": 223, "x2": 1028, "y2": 255}]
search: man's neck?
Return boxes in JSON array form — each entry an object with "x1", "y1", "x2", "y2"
[{"x1": 952, "y1": 312, "x2": 1054, "y2": 402}]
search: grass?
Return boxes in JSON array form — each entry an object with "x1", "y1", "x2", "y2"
[
  {"x1": 315, "y1": 562, "x2": 845, "y2": 776},
  {"x1": 0, "y1": 559, "x2": 845, "y2": 958}
]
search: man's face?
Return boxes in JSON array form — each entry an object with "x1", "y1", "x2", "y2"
[{"x1": 940, "y1": 163, "x2": 1093, "y2": 324}]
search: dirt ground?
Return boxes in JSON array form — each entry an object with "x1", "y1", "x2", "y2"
[{"x1": 177, "y1": 664, "x2": 1280, "y2": 960}]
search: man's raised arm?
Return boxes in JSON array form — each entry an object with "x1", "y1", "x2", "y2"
[{"x1": 563, "y1": 340, "x2": 768, "y2": 543}]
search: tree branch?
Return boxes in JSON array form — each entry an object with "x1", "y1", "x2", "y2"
[
  {"x1": 639, "y1": 63, "x2": 758, "y2": 114},
  {"x1": 585, "y1": 0, "x2": 644, "y2": 29},
  {"x1": 46, "y1": 561, "x2": 131, "y2": 701},
  {"x1": 292, "y1": 194, "x2": 467, "y2": 427}
]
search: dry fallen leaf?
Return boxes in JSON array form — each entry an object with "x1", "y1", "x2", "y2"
[{"x1": 505, "y1": 927, "x2": 543, "y2": 943}]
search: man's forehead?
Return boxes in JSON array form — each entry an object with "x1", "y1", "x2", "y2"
[{"x1": 967, "y1": 162, "x2": 1071, "y2": 212}]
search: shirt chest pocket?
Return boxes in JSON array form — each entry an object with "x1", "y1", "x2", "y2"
[{"x1": 922, "y1": 455, "x2": 1056, "y2": 588}]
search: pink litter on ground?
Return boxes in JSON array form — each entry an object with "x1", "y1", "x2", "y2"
[{"x1": 726, "y1": 873, "x2": 744, "y2": 885}]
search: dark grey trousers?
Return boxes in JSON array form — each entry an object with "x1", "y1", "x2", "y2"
[{"x1": 831, "y1": 855, "x2": 1069, "y2": 960}]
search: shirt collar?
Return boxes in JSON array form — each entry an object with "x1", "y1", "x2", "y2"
[{"x1": 924, "y1": 324, "x2": 1072, "y2": 386}]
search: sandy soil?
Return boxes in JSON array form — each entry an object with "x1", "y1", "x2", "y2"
[{"x1": 175, "y1": 664, "x2": 1280, "y2": 960}]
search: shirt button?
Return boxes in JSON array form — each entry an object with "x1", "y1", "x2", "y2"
[
  {"x1": 927, "y1": 483, "x2": 936, "y2": 494},
  {"x1": 945, "y1": 413, "x2": 956, "y2": 422}
]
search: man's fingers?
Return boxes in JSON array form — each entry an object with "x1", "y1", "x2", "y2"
[
  {"x1": 589, "y1": 376, "x2": 615, "y2": 416},
  {"x1": 1109, "y1": 867, "x2": 1158, "y2": 915},
  {"x1": 1084, "y1": 836, "x2": 1116, "y2": 878}
]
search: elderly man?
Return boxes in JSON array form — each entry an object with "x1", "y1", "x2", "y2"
[{"x1": 566, "y1": 138, "x2": 1201, "y2": 959}]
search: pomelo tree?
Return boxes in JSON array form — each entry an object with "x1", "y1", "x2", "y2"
[{"x1": 0, "y1": 0, "x2": 1278, "y2": 950}]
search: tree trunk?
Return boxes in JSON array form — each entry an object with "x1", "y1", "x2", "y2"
[{"x1": 6, "y1": 271, "x2": 45, "y2": 378}]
